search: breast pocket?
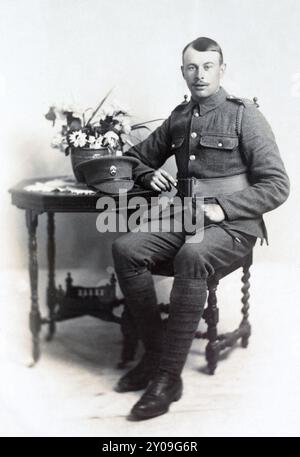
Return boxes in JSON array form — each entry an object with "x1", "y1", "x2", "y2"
[
  {"x1": 200, "y1": 135, "x2": 239, "y2": 151},
  {"x1": 199, "y1": 134, "x2": 239, "y2": 173}
]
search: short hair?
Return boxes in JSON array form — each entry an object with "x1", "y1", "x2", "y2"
[{"x1": 182, "y1": 37, "x2": 223, "y2": 64}]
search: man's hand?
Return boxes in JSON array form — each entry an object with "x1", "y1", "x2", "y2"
[
  {"x1": 150, "y1": 169, "x2": 177, "y2": 192},
  {"x1": 201, "y1": 203, "x2": 225, "y2": 223}
]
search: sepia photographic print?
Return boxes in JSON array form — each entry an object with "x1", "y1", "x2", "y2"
[{"x1": 0, "y1": 0, "x2": 299, "y2": 438}]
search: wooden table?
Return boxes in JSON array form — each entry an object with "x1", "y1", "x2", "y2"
[{"x1": 9, "y1": 176, "x2": 156, "y2": 367}]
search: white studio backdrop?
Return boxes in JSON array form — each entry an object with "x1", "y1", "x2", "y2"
[{"x1": 0, "y1": 0, "x2": 298, "y2": 270}]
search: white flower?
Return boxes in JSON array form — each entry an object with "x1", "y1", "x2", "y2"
[
  {"x1": 103, "y1": 130, "x2": 119, "y2": 148},
  {"x1": 88, "y1": 135, "x2": 96, "y2": 145},
  {"x1": 113, "y1": 122, "x2": 123, "y2": 132},
  {"x1": 47, "y1": 97, "x2": 136, "y2": 156},
  {"x1": 93, "y1": 137, "x2": 104, "y2": 149},
  {"x1": 51, "y1": 133, "x2": 64, "y2": 148},
  {"x1": 51, "y1": 133, "x2": 68, "y2": 153},
  {"x1": 69, "y1": 130, "x2": 87, "y2": 148},
  {"x1": 113, "y1": 113, "x2": 125, "y2": 123},
  {"x1": 98, "y1": 100, "x2": 130, "y2": 122},
  {"x1": 104, "y1": 131, "x2": 119, "y2": 140}
]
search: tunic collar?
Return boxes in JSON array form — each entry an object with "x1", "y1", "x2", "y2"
[{"x1": 191, "y1": 86, "x2": 228, "y2": 116}]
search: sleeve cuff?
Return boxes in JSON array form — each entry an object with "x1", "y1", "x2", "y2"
[
  {"x1": 137, "y1": 171, "x2": 155, "y2": 190},
  {"x1": 216, "y1": 196, "x2": 236, "y2": 221}
]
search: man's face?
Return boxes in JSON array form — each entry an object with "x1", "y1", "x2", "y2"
[{"x1": 181, "y1": 47, "x2": 226, "y2": 100}]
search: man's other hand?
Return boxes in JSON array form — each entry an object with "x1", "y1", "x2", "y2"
[
  {"x1": 150, "y1": 169, "x2": 177, "y2": 192},
  {"x1": 201, "y1": 203, "x2": 225, "y2": 222}
]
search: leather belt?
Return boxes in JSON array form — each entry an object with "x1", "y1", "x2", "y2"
[{"x1": 177, "y1": 173, "x2": 250, "y2": 198}]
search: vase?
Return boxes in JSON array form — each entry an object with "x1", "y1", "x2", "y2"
[{"x1": 70, "y1": 147, "x2": 109, "y2": 182}]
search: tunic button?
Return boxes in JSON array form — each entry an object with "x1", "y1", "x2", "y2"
[
  {"x1": 171, "y1": 143, "x2": 176, "y2": 148},
  {"x1": 218, "y1": 141, "x2": 223, "y2": 147},
  {"x1": 190, "y1": 132, "x2": 197, "y2": 139},
  {"x1": 194, "y1": 112, "x2": 199, "y2": 117},
  {"x1": 189, "y1": 154, "x2": 196, "y2": 161}
]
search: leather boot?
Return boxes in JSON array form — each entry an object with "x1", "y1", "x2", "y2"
[{"x1": 128, "y1": 372, "x2": 183, "y2": 420}]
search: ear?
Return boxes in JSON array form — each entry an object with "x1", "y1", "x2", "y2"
[
  {"x1": 181, "y1": 65, "x2": 185, "y2": 79},
  {"x1": 220, "y1": 63, "x2": 226, "y2": 79}
]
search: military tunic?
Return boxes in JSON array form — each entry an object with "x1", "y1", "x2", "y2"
[{"x1": 126, "y1": 87, "x2": 290, "y2": 243}]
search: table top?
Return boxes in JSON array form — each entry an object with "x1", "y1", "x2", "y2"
[{"x1": 9, "y1": 176, "x2": 157, "y2": 213}]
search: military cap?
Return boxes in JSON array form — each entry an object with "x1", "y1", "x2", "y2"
[{"x1": 76, "y1": 156, "x2": 139, "y2": 194}]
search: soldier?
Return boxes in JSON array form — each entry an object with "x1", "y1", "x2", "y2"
[{"x1": 112, "y1": 37, "x2": 290, "y2": 420}]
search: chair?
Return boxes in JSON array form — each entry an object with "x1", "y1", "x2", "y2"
[
  {"x1": 195, "y1": 250, "x2": 253, "y2": 375},
  {"x1": 119, "y1": 250, "x2": 253, "y2": 375}
]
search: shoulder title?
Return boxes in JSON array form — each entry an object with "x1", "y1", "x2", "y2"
[{"x1": 227, "y1": 94, "x2": 259, "y2": 108}]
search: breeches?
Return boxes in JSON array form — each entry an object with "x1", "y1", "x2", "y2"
[{"x1": 112, "y1": 225, "x2": 257, "y2": 280}]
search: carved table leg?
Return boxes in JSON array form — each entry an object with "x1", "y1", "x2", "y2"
[
  {"x1": 46, "y1": 212, "x2": 56, "y2": 341},
  {"x1": 240, "y1": 264, "x2": 251, "y2": 348},
  {"x1": 26, "y1": 210, "x2": 41, "y2": 364},
  {"x1": 205, "y1": 279, "x2": 220, "y2": 375}
]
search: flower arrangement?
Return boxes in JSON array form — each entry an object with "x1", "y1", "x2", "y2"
[{"x1": 45, "y1": 90, "x2": 161, "y2": 157}]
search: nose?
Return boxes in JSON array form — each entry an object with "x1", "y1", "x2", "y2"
[{"x1": 194, "y1": 67, "x2": 204, "y2": 80}]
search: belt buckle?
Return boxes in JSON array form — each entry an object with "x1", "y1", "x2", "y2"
[
  {"x1": 191, "y1": 178, "x2": 216, "y2": 203},
  {"x1": 190, "y1": 177, "x2": 198, "y2": 198}
]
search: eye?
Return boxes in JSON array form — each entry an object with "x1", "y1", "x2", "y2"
[
  {"x1": 204, "y1": 64, "x2": 213, "y2": 71},
  {"x1": 187, "y1": 65, "x2": 196, "y2": 71}
]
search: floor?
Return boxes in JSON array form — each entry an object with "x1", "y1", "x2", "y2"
[{"x1": 0, "y1": 262, "x2": 299, "y2": 437}]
